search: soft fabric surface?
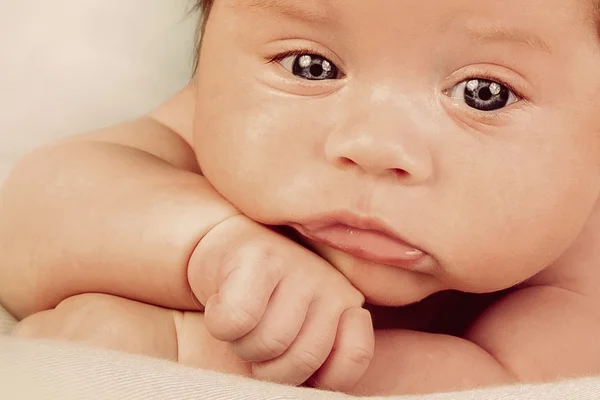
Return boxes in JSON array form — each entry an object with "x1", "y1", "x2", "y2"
[
  {"x1": 1, "y1": 329, "x2": 600, "y2": 400},
  {"x1": 1, "y1": 1, "x2": 599, "y2": 399},
  {"x1": 0, "y1": 304, "x2": 15, "y2": 336}
]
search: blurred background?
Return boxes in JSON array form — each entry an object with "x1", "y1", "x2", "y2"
[{"x1": 0, "y1": 0, "x2": 198, "y2": 183}]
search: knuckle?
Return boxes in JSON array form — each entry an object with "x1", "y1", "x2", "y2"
[
  {"x1": 329, "y1": 292, "x2": 364, "y2": 313},
  {"x1": 223, "y1": 303, "x2": 260, "y2": 333},
  {"x1": 242, "y1": 241, "x2": 279, "y2": 265},
  {"x1": 314, "y1": 275, "x2": 364, "y2": 307},
  {"x1": 290, "y1": 348, "x2": 325, "y2": 375},
  {"x1": 257, "y1": 335, "x2": 289, "y2": 359},
  {"x1": 231, "y1": 240, "x2": 285, "y2": 278},
  {"x1": 344, "y1": 287, "x2": 365, "y2": 306},
  {"x1": 342, "y1": 345, "x2": 374, "y2": 367}
]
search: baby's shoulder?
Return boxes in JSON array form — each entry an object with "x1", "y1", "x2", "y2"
[
  {"x1": 527, "y1": 207, "x2": 600, "y2": 302},
  {"x1": 62, "y1": 115, "x2": 200, "y2": 173},
  {"x1": 473, "y1": 224, "x2": 600, "y2": 344}
]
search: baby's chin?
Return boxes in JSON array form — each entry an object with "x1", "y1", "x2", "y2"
[
  {"x1": 323, "y1": 243, "x2": 548, "y2": 306},
  {"x1": 309, "y1": 245, "x2": 444, "y2": 306},
  {"x1": 347, "y1": 270, "x2": 444, "y2": 307}
]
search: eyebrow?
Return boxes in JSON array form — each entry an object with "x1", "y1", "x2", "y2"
[
  {"x1": 237, "y1": 1, "x2": 553, "y2": 54},
  {"x1": 464, "y1": 24, "x2": 552, "y2": 54},
  {"x1": 238, "y1": 0, "x2": 333, "y2": 24}
]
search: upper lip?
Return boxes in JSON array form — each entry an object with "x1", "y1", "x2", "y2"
[{"x1": 290, "y1": 211, "x2": 425, "y2": 263}]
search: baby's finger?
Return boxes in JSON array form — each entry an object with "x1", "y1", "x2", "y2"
[
  {"x1": 309, "y1": 307, "x2": 374, "y2": 392},
  {"x1": 251, "y1": 299, "x2": 339, "y2": 386},
  {"x1": 233, "y1": 277, "x2": 312, "y2": 362},
  {"x1": 204, "y1": 255, "x2": 282, "y2": 341}
]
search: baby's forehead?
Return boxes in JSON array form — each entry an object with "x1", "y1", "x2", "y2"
[
  {"x1": 233, "y1": 0, "x2": 598, "y2": 30},
  {"x1": 226, "y1": 0, "x2": 600, "y2": 55}
]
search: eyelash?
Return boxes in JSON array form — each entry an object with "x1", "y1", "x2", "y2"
[
  {"x1": 269, "y1": 49, "x2": 322, "y2": 63},
  {"x1": 268, "y1": 49, "x2": 345, "y2": 76},
  {"x1": 447, "y1": 73, "x2": 525, "y2": 103}
]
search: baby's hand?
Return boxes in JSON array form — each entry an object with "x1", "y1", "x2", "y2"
[{"x1": 189, "y1": 215, "x2": 374, "y2": 391}]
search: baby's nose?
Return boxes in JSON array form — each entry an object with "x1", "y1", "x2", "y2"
[{"x1": 324, "y1": 108, "x2": 433, "y2": 183}]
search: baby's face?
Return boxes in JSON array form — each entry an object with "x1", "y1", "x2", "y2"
[{"x1": 193, "y1": 0, "x2": 600, "y2": 305}]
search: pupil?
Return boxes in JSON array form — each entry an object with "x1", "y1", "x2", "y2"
[
  {"x1": 478, "y1": 87, "x2": 492, "y2": 101},
  {"x1": 463, "y1": 79, "x2": 510, "y2": 111},
  {"x1": 310, "y1": 64, "x2": 323, "y2": 77},
  {"x1": 292, "y1": 54, "x2": 338, "y2": 80}
]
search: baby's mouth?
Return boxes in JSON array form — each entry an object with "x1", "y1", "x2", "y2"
[{"x1": 290, "y1": 212, "x2": 427, "y2": 270}]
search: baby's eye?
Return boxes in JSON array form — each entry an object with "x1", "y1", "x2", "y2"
[
  {"x1": 279, "y1": 53, "x2": 340, "y2": 81},
  {"x1": 448, "y1": 78, "x2": 519, "y2": 111}
]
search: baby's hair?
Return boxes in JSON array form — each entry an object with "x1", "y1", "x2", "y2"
[{"x1": 192, "y1": 0, "x2": 213, "y2": 75}]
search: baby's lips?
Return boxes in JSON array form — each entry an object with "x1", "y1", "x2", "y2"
[{"x1": 297, "y1": 223, "x2": 426, "y2": 270}]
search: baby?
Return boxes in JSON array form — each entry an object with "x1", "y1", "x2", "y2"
[{"x1": 2, "y1": 0, "x2": 600, "y2": 396}]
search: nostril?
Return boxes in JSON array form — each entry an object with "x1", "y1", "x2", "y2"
[
  {"x1": 339, "y1": 157, "x2": 358, "y2": 168},
  {"x1": 337, "y1": 158, "x2": 409, "y2": 178},
  {"x1": 391, "y1": 168, "x2": 409, "y2": 179}
]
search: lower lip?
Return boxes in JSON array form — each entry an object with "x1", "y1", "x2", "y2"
[{"x1": 298, "y1": 224, "x2": 425, "y2": 267}]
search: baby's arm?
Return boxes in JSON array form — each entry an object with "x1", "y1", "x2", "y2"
[
  {"x1": 351, "y1": 285, "x2": 600, "y2": 395},
  {"x1": 12, "y1": 293, "x2": 252, "y2": 377},
  {"x1": 0, "y1": 115, "x2": 374, "y2": 391},
  {"x1": 0, "y1": 116, "x2": 239, "y2": 319}
]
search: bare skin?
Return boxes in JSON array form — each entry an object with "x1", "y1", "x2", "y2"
[
  {"x1": 3, "y1": 0, "x2": 600, "y2": 396},
  {"x1": 0, "y1": 115, "x2": 376, "y2": 392}
]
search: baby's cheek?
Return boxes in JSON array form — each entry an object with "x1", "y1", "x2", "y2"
[{"x1": 443, "y1": 212, "x2": 587, "y2": 293}]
